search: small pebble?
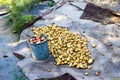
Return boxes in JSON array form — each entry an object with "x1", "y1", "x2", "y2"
[
  {"x1": 3, "y1": 55, "x2": 8, "y2": 58},
  {"x1": 84, "y1": 72, "x2": 89, "y2": 76},
  {"x1": 92, "y1": 43, "x2": 96, "y2": 48},
  {"x1": 48, "y1": 69, "x2": 51, "y2": 72},
  {"x1": 83, "y1": 31, "x2": 85, "y2": 33},
  {"x1": 95, "y1": 71, "x2": 100, "y2": 76},
  {"x1": 88, "y1": 66, "x2": 92, "y2": 69}
]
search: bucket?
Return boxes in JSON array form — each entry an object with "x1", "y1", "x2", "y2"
[{"x1": 28, "y1": 34, "x2": 49, "y2": 60}]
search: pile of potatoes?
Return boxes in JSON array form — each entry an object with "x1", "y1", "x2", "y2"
[{"x1": 31, "y1": 25, "x2": 94, "y2": 69}]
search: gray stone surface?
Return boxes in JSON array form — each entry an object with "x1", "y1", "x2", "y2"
[
  {"x1": 53, "y1": 0, "x2": 61, "y2": 3},
  {"x1": 31, "y1": 2, "x2": 86, "y2": 32},
  {"x1": 84, "y1": 0, "x2": 120, "y2": 12},
  {"x1": 56, "y1": 2, "x2": 84, "y2": 21},
  {"x1": 20, "y1": 28, "x2": 34, "y2": 41},
  {"x1": 1, "y1": 0, "x2": 120, "y2": 80},
  {"x1": 26, "y1": 2, "x2": 50, "y2": 16},
  {"x1": 0, "y1": 6, "x2": 8, "y2": 14},
  {"x1": 0, "y1": 17, "x2": 26, "y2": 80},
  {"x1": 70, "y1": 1, "x2": 87, "y2": 10},
  {"x1": 18, "y1": 21, "x2": 120, "y2": 80},
  {"x1": 17, "y1": 1, "x2": 120, "y2": 80}
]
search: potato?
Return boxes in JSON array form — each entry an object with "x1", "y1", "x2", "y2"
[{"x1": 31, "y1": 25, "x2": 95, "y2": 69}]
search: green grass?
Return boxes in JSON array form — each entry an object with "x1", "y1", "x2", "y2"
[
  {"x1": 48, "y1": 0, "x2": 55, "y2": 7},
  {"x1": 13, "y1": 68, "x2": 28, "y2": 80},
  {"x1": 0, "y1": 0, "x2": 12, "y2": 5},
  {"x1": 0, "y1": 0, "x2": 47, "y2": 35}
]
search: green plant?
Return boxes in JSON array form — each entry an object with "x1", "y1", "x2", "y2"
[
  {"x1": 13, "y1": 68, "x2": 28, "y2": 80},
  {"x1": 44, "y1": 78, "x2": 48, "y2": 80},
  {"x1": 11, "y1": 15, "x2": 34, "y2": 34},
  {"x1": 6, "y1": 0, "x2": 34, "y2": 34},
  {"x1": 48, "y1": 0, "x2": 55, "y2": 7},
  {"x1": 0, "y1": 0, "x2": 12, "y2": 5},
  {"x1": 1, "y1": 0, "x2": 47, "y2": 35}
]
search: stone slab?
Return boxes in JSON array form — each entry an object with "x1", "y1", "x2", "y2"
[
  {"x1": 53, "y1": 0, "x2": 61, "y2": 3},
  {"x1": 80, "y1": 3, "x2": 120, "y2": 24},
  {"x1": 56, "y1": 3, "x2": 84, "y2": 21},
  {"x1": 70, "y1": 1, "x2": 87, "y2": 10},
  {"x1": 84, "y1": 0, "x2": 120, "y2": 12},
  {"x1": 17, "y1": 1, "x2": 120, "y2": 80},
  {"x1": 17, "y1": 21, "x2": 120, "y2": 80},
  {"x1": 0, "y1": 19, "x2": 25, "y2": 80}
]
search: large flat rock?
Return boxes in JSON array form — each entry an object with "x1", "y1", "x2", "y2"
[
  {"x1": 84, "y1": 0, "x2": 120, "y2": 12},
  {"x1": 17, "y1": 20, "x2": 120, "y2": 80},
  {"x1": 16, "y1": 1, "x2": 120, "y2": 80}
]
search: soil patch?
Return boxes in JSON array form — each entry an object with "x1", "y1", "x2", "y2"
[
  {"x1": 80, "y1": 3, "x2": 120, "y2": 24},
  {"x1": 36, "y1": 73, "x2": 76, "y2": 80}
]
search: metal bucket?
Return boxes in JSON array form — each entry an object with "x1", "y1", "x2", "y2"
[{"x1": 28, "y1": 34, "x2": 49, "y2": 60}]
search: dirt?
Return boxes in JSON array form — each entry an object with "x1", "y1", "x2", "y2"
[{"x1": 80, "y1": 3, "x2": 120, "y2": 24}]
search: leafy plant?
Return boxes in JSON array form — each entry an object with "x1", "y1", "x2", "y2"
[
  {"x1": 13, "y1": 68, "x2": 28, "y2": 80},
  {"x1": 0, "y1": 0, "x2": 12, "y2": 5},
  {"x1": 5, "y1": 0, "x2": 34, "y2": 34},
  {"x1": 44, "y1": 78, "x2": 48, "y2": 80},
  {"x1": 11, "y1": 15, "x2": 34, "y2": 34},
  {"x1": 0, "y1": 0, "x2": 47, "y2": 35},
  {"x1": 48, "y1": 0, "x2": 55, "y2": 7}
]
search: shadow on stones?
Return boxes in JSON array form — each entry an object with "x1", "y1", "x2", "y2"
[
  {"x1": 80, "y1": 3, "x2": 120, "y2": 25},
  {"x1": 36, "y1": 73, "x2": 76, "y2": 80}
]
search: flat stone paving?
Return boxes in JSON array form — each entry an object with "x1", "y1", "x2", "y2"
[
  {"x1": 0, "y1": 0, "x2": 120, "y2": 80},
  {"x1": 17, "y1": 22, "x2": 120, "y2": 80},
  {"x1": 0, "y1": 17, "x2": 24, "y2": 80},
  {"x1": 14, "y1": 0, "x2": 120, "y2": 80}
]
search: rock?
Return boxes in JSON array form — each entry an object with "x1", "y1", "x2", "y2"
[
  {"x1": 15, "y1": 1, "x2": 120, "y2": 80},
  {"x1": 18, "y1": 21, "x2": 120, "y2": 80},
  {"x1": 34, "y1": 11, "x2": 73, "y2": 28},
  {"x1": 92, "y1": 43, "x2": 96, "y2": 48},
  {"x1": 3, "y1": 55, "x2": 8, "y2": 58},
  {"x1": 84, "y1": 72, "x2": 89, "y2": 76},
  {"x1": 20, "y1": 28, "x2": 34, "y2": 40},
  {"x1": 36, "y1": 73, "x2": 76, "y2": 80},
  {"x1": 56, "y1": 3, "x2": 84, "y2": 21},
  {"x1": 84, "y1": 0, "x2": 120, "y2": 12},
  {"x1": 13, "y1": 53, "x2": 25, "y2": 60},
  {"x1": 70, "y1": 1, "x2": 87, "y2": 10},
  {"x1": 0, "y1": 6, "x2": 9, "y2": 16},
  {"x1": 53, "y1": 0, "x2": 61, "y2": 3},
  {"x1": 95, "y1": 71, "x2": 100, "y2": 76},
  {"x1": 80, "y1": 3, "x2": 120, "y2": 24}
]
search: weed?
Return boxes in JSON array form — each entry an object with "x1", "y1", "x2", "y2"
[
  {"x1": 13, "y1": 68, "x2": 28, "y2": 80},
  {"x1": 48, "y1": 0, "x2": 55, "y2": 7},
  {"x1": 0, "y1": 0, "x2": 47, "y2": 35},
  {"x1": 44, "y1": 78, "x2": 48, "y2": 80}
]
